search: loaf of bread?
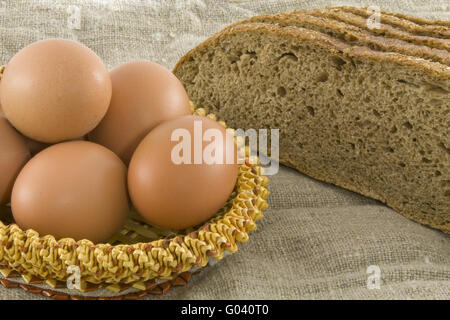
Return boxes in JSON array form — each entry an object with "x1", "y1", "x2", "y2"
[{"x1": 173, "y1": 7, "x2": 450, "y2": 233}]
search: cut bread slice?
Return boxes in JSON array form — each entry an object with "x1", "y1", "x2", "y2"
[{"x1": 173, "y1": 20, "x2": 450, "y2": 233}]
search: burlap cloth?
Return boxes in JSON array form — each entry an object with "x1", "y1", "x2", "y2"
[{"x1": 0, "y1": 0, "x2": 449, "y2": 300}]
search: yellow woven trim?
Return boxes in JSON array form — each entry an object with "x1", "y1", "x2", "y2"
[{"x1": 0, "y1": 75, "x2": 270, "y2": 288}]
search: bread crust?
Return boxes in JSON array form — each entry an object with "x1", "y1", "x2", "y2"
[
  {"x1": 233, "y1": 11, "x2": 450, "y2": 66},
  {"x1": 378, "y1": 8, "x2": 450, "y2": 27},
  {"x1": 174, "y1": 22, "x2": 450, "y2": 80},
  {"x1": 310, "y1": 8, "x2": 450, "y2": 51},
  {"x1": 332, "y1": 6, "x2": 450, "y2": 38}
]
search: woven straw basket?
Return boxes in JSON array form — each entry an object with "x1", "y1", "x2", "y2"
[{"x1": 0, "y1": 65, "x2": 270, "y2": 299}]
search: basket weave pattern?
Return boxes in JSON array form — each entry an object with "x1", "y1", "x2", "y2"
[{"x1": 0, "y1": 78, "x2": 270, "y2": 294}]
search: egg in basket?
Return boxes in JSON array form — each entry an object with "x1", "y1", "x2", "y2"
[{"x1": 0, "y1": 39, "x2": 269, "y2": 299}]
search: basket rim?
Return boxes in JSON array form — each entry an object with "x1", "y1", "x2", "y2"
[
  {"x1": 0, "y1": 93, "x2": 270, "y2": 292},
  {"x1": 0, "y1": 269, "x2": 199, "y2": 299}
]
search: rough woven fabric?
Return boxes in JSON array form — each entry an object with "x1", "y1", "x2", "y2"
[{"x1": 0, "y1": 0, "x2": 449, "y2": 300}]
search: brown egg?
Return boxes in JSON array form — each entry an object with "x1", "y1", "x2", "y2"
[
  {"x1": 89, "y1": 60, "x2": 191, "y2": 165},
  {"x1": 128, "y1": 115, "x2": 238, "y2": 230},
  {"x1": 0, "y1": 116, "x2": 31, "y2": 205},
  {"x1": 0, "y1": 39, "x2": 111, "y2": 143},
  {"x1": 11, "y1": 141, "x2": 129, "y2": 243}
]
